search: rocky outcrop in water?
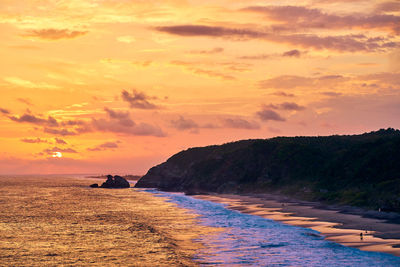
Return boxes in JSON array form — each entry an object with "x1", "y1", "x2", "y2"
[
  {"x1": 101, "y1": 175, "x2": 130, "y2": 188},
  {"x1": 89, "y1": 175, "x2": 130, "y2": 188}
]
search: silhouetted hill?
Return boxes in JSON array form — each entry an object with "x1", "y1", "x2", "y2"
[{"x1": 135, "y1": 128, "x2": 400, "y2": 212}]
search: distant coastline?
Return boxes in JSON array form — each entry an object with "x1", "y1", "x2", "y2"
[{"x1": 135, "y1": 128, "x2": 400, "y2": 213}]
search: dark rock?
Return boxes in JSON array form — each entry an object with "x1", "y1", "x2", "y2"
[
  {"x1": 113, "y1": 175, "x2": 130, "y2": 188},
  {"x1": 100, "y1": 175, "x2": 130, "y2": 188},
  {"x1": 90, "y1": 183, "x2": 99, "y2": 188}
]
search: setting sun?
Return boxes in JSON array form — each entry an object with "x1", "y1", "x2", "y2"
[{"x1": 52, "y1": 152, "x2": 62, "y2": 158}]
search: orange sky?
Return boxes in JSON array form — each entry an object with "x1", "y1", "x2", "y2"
[{"x1": 0, "y1": 0, "x2": 399, "y2": 174}]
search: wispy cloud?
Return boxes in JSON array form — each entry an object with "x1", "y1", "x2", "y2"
[
  {"x1": 256, "y1": 106, "x2": 286, "y2": 122},
  {"x1": 17, "y1": 98, "x2": 33, "y2": 106},
  {"x1": 259, "y1": 74, "x2": 345, "y2": 89},
  {"x1": 242, "y1": 5, "x2": 400, "y2": 34},
  {"x1": 222, "y1": 118, "x2": 260, "y2": 129},
  {"x1": 92, "y1": 107, "x2": 165, "y2": 137},
  {"x1": 239, "y1": 49, "x2": 305, "y2": 60},
  {"x1": 9, "y1": 113, "x2": 59, "y2": 127},
  {"x1": 43, "y1": 127, "x2": 86, "y2": 136},
  {"x1": 282, "y1": 49, "x2": 302, "y2": 57},
  {"x1": 188, "y1": 47, "x2": 224, "y2": 54},
  {"x1": 22, "y1": 28, "x2": 88, "y2": 40},
  {"x1": 375, "y1": 1, "x2": 400, "y2": 13},
  {"x1": 20, "y1": 138, "x2": 48, "y2": 144},
  {"x1": 121, "y1": 90, "x2": 159, "y2": 109},
  {"x1": 170, "y1": 116, "x2": 261, "y2": 131},
  {"x1": 92, "y1": 118, "x2": 165, "y2": 137},
  {"x1": 87, "y1": 141, "x2": 119, "y2": 151},
  {"x1": 156, "y1": 24, "x2": 397, "y2": 52},
  {"x1": 0, "y1": 108, "x2": 10, "y2": 115},
  {"x1": 55, "y1": 138, "x2": 67, "y2": 145},
  {"x1": 43, "y1": 147, "x2": 78, "y2": 154},
  {"x1": 170, "y1": 116, "x2": 199, "y2": 130},
  {"x1": 4, "y1": 77, "x2": 60, "y2": 90},
  {"x1": 266, "y1": 102, "x2": 306, "y2": 111},
  {"x1": 170, "y1": 60, "x2": 236, "y2": 80}
]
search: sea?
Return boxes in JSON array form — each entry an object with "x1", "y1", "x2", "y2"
[{"x1": 142, "y1": 189, "x2": 400, "y2": 267}]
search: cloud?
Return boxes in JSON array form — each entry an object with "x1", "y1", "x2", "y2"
[
  {"x1": 188, "y1": 47, "x2": 224, "y2": 54},
  {"x1": 43, "y1": 147, "x2": 78, "y2": 154},
  {"x1": 87, "y1": 141, "x2": 119, "y2": 151},
  {"x1": 92, "y1": 107, "x2": 165, "y2": 136},
  {"x1": 104, "y1": 107, "x2": 130, "y2": 119},
  {"x1": 242, "y1": 5, "x2": 400, "y2": 34},
  {"x1": 282, "y1": 49, "x2": 302, "y2": 57},
  {"x1": 271, "y1": 34, "x2": 397, "y2": 53},
  {"x1": 60, "y1": 119, "x2": 87, "y2": 126},
  {"x1": 170, "y1": 60, "x2": 236, "y2": 80},
  {"x1": 55, "y1": 138, "x2": 67, "y2": 145},
  {"x1": 259, "y1": 75, "x2": 314, "y2": 89},
  {"x1": 222, "y1": 118, "x2": 260, "y2": 129},
  {"x1": 272, "y1": 91, "x2": 295, "y2": 97},
  {"x1": 321, "y1": 91, "x2": 343, "y2": 97},
  {"x1": 375, "y1": 1, "x2": 400, "y2": 13},
  {"x1": 259, "y1": 74, "x2": 345, "y2": 89},
  {"x1": 157, "y1": 24, "x2": 398, "y2": 52},
  {"x1": 239, "y1": 54, "x2": 271, "y2": 60},
  {"x1": 17, "y1": 98, "x2": 33, "y2": 106},
  {"x1": 170, "y1": 116, "x2": 199, "y2": 130},
  {"x1": 20, "y1": 138, "x2": 48, "y2": 144},
  {"x1": 104, "y1": 107, "x2": 134, "y2": 127},
  {"x1": 191, "y1": 68, "x2": 235, "y2": 80},
  {"x1": 170, "y1": 116, "x2": 260, "y2": 131},
  {"x1": 4, "y1": 77, "x2": 60, "y2": 90},
  {"x1": 256, "y1": 106, "x2": 286, "y2": 121},
  {"x1": 239, "y1": 49, "x2": 305, "y2": 60},
  {"x1": 43, "y1": 127, "x2": 86, "y2": 136},
  {"x1": 92, "y1": 118, "x2": 165, "y2": 137},
  {"x1": 9, "y1": 113, "x2": 59, "y2": 127},
  {"x1": 121, "y1": 90, "x2": 159, "y2": 109},
  {"x1": 266, "y1": 102, "x2": 306, "y2": 111},
  {"x1": 7, "y1": 106, "x2": 164, "y2": 137},
  {"x1": 156, "y1": 25, "x2": 265, "y2": 39},
  {"x1": 22, "y1": 28, "x2": 88, "y2": 40},
  {"x1": 0, "y1": 108, "x2": 10, "y2": 115}
]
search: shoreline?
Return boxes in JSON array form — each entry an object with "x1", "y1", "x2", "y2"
[{"x1": 193, "y1": 193, "x2": 400, "y2": 257}]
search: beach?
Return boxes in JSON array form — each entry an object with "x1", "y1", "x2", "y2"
[
  {"x1": 0, "y1": 176, "x2": 213, "y2": 266},
  {"x1": 2, "y1": 175, "x2": 400, "y2": 266},
  {"x1": 195, "y1": 193, "x2": 400, "y2": 257}
]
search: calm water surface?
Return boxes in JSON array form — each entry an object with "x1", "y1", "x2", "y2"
[{"x1": 142, "y1": 189, "x2": 400, "y2": 267}]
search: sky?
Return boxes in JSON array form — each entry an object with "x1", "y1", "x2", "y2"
[{"x1": 0, "y1": 0, "x2": 399, "y2": 174}]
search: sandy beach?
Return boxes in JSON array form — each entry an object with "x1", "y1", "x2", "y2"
[
  {"x1": 0, "y1": 176, "x2": 215, "y2": 266},
  {"x1": 195, "y1": 193, "x2": 400, "y2": 257}
]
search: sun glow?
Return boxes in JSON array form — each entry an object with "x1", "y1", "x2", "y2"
[{"x1": 52, "y1": 152, "x2": 62, "y2": 158}]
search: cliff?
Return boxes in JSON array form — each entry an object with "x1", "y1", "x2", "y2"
[{"x1": 135, "y1": 128, "x2": 400, "y2": 212}]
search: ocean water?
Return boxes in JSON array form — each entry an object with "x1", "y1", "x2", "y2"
[{"x1": 142, "y1": 189, "x2": 400, "y2": 267}]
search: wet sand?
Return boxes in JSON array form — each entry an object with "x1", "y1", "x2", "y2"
[
  {"x1": 0, "y1": 176, "x2": 215, "y2": 266},
  {"x1": 195, "y1": 193, "x2": 400, "y2": 257}
]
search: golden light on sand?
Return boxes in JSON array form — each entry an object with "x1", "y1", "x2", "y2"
[{"x1": 52, "y1": 152, "x2": 62, "y2": 158}]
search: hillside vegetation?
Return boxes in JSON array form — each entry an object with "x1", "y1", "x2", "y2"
[{"x1": 135, "y1": 128, "x2": 400, "y2": 212}]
